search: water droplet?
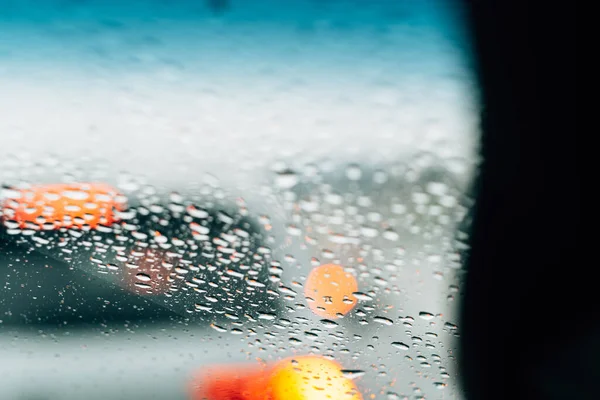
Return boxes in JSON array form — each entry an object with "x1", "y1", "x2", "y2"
[
  {"x1": 304, "y1": 331, "x2": 319, "y2": 340},
  {"x1": 286, "y1": 224, "x2": 302, "y2": 236},
  {"x1": 187, "y1": 205, "x2": 209, "y2": 219},
  {"x1": 345, "y1": 164, "x2": 362, "y2": 181},
  {"x1": 258, "y1": 312, "x2": 276, "y2": 320},
  {"x1": 426, "y1": 182, "x2": 448, "y2": 196},
  {"x1": 340, "y1": 369, "x2": 365, "y2": 379},
  {"x1": 325, "y1": 193, "x2": 343, "y2": 205},
  {"x1": 352, "y1": 292, "x2": 373, "y2": 301},
  {"x1": 320, "y1": 319, "x2": 339, "y2": 328},
  {"x1": 444, "y1": 322, "x2": 458, "y2": 331},
  {"x1": 440, "y1": 195, "x2": 457, "y2": 207},
  {"x1": 275, "y1": 170, "x2": 298, "y2": 189},
  {"x1": 385, "y1": 392, "x2": 407, "y2": 400},
  {"x1": 391, "y1": 342, "x2": 410, "y2": 350},
  {"x1": 374, "y1": 276, "x2": 388, "y2": 286},
  {"x1": 289, "y1": 337, "x2": 303, "y2": 346},
  {"x1": 382, "y1": 229, "x2": 399, "y2": 241},
  {"x1": 135, "y1": 273, "x2": 152, "y2": 282},
  {"x1": 374, "y1": 316, "x2": 394, "y2": 326},
  {"x1": 278, "y1": 286, "x2": 297, "y2": 297},
  {"x1": 360, "y1": 226, "x2": 379, "y2": 238},
  {"x1": 373, "y1": 170, "x2": 389, "y2": 184},
  {"x1": 210, "y1": 324, "x2": 227, "y2": 333},
  {"x1": 418, "y1": 311, "x2": 435, "y2": 320},
  {"x1": 412, "y1": 192, "x2": 430, "y2": 205}
]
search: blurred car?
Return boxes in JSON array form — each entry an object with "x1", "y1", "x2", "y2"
[{"x1": 0, "y1": 183, "x2": 280, "y2": 327}]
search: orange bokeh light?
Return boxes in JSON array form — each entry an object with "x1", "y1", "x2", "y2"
[
  {"x1": 188, "y1": 363, "x2": 273, "y2": 400},
  {"x1": 2, "y1": 182, "x2": 126, "y2": 229},
  {"x1": 304, "y1": 264, "x2": 358, "y2": 318},
  {"x1": 188, "y1": 356, "x2": 363, "y2": 400},
  {"x1": 269, "y1": 356, "x2": 363, "y2": 400}
]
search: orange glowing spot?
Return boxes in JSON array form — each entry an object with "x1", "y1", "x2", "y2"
[
  {"x1": 188, "y1": 363, "x2": 273, "y2": 400},
  {"x1": 304, "y1": 264, "x2": 358, "y2": 318},
  {"x1": 188, "y1": 356, "x2": 363, "y2": 400},
  {"x1": 269, "y1": 356, "x2": 363, "y2": 400},
  {"x1": 2, "y1": 182, "x2": 125, "y2": 229}
]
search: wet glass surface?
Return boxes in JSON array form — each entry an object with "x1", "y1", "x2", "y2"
[{"x1": 0, "y1": 1, "x2": 478, "y2": 399}]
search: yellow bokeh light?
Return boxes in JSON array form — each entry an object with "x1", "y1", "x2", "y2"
[{"x1": 269, "y1": 356, "x2": 363, "y2": 400}]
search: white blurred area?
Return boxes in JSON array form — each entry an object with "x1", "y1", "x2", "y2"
[{"x1": 0, "y1": 15, "x2": 478, "y2": 190}]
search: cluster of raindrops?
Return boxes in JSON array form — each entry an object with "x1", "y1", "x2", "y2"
[
  {"x1": 0, "y1": 153, "x2": 472, "y2": 399},
  {"x1": 0, "y1": 167, "x2": 281, "y2": 328},
  {"x1": 260, "y1": 156, "x2": 470, "y2": 399}
]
